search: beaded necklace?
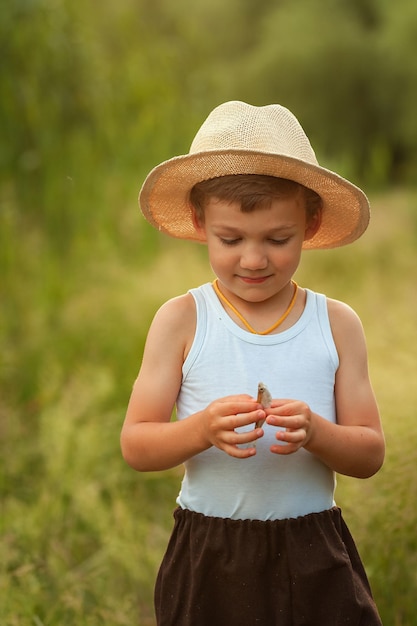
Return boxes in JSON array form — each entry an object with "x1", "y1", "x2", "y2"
[{"x1": 212, "y1": 279, "x2": 298, "y2": 335}]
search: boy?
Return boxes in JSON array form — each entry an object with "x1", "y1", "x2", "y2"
[{"x1": 121, "y1": 101, "x2": 385, "y2": 625}]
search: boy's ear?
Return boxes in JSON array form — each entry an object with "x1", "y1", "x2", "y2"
[
  {"x1": 304, "y1": 210, "x2": 322, "y2": 241},
  {"x1": 191, "y1": 209, "x2": 207, "y2": 241}
]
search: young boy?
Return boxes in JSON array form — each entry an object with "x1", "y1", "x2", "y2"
[{"x1": 121, "y1": 101, "x2": 385, "y2": 625}]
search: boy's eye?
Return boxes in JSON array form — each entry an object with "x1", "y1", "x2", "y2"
[
  {"x1": 217, "y1": 236, "x2": 291, "y2": 246},
  {"x1": 269, "y1": 238, "x2": 290, "y2": 246},
  {"x1": 219, "y1": 237, "x2": 241, "y2": 246}
]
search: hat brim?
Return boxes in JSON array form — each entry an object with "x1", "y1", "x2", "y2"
[{"x1": 139, "y1": 149, "x2": 370, "y2": 249}]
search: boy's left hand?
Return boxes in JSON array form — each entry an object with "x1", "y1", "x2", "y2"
[{"x1": 265, "y1": 400, "x2": 313, "y2": 455}]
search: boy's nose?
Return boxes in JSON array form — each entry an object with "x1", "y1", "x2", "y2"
[{"x1": 239, "y1": 246, "x2": 268, "y2": 270}]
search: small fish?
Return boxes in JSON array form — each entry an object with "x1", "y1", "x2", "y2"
[{"x1": 255, "y1": 382, "x2": 272, "y2": 429}]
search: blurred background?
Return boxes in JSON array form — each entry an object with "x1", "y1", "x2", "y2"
[{"x1": 1, "y1": 0, "x2": 417, "y2": 624}]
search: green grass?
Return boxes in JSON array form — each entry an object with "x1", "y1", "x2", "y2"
[{"x1": 1, "y1": 188, "x2": 417, "y2": 625}]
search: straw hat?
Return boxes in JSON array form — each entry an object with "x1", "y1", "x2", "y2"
[{"x1": 139, "y1": 101, "x2": 370, "y2": 249}]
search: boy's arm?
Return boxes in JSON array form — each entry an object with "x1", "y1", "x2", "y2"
[
  {"x1": 266, "y1": 298, "x2": 385, "y2": 478},
  {"x1": 120, "y1": 294, "x2": 265, "y2": 472}
]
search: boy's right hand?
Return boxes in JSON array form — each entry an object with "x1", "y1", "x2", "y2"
[{"x1": 200, "y1": 395, "x2": 265, "y2": 458}]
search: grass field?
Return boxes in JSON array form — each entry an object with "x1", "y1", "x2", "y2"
[{"x1": 1, "y1": 188, "x2": 417, "y2": 625}]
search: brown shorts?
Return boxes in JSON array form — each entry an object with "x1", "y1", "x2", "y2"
[{"x1": 154, "y1": 507, "x2": 382, "y2": 626}]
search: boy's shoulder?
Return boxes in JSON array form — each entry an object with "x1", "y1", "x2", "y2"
[
  {"x1": 156, "y1": 291, "x2": 196, "y2": 325},
  {"x1": 144, "y1": 292, "x2": 197, "y2": 363},
  {"x1": 325, "y1": 296, "x2": 366, "y2": 352},
  {"x1": 326, "y1": 296, "x2": 361, "y2": 324}
]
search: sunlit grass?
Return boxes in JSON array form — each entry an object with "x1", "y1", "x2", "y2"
[
  {"x1": 295, "y1": 189, "x2": 417, "y2": 624},
  {"x1": 1, "y1": 189, "x2": 417, "y2": 624}
]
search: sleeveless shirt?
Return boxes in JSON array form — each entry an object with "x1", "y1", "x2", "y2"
[{"x1": 176, "y1": 283, "x2": 338, "y2": 521}]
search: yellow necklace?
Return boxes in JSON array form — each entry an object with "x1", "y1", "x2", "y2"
[{"x1": 212, "y1": 279, "x2": 298, "y2": 335}]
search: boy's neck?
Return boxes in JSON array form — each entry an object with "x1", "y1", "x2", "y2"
[{"x1": 212, "y1": 279, "x2": 299, "y2": 335}]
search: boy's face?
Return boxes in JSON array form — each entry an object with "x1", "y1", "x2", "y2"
[{"x1": 195, "y1": 195, "x2": 319, "y2": 304}]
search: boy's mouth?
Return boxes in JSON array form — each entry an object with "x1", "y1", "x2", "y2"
[{"x1": 238, "y1": 275, "x2": 271, "y2": 284}]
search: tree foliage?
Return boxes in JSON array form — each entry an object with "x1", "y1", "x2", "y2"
[{"x1": 1, "y1": 0, "x2": 417, "y2": 226}]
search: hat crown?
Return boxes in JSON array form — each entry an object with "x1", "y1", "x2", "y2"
[{"x1": 190, "y1": 101, "x2": 318, "y2": 166}]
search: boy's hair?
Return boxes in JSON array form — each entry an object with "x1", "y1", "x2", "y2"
[{"x1": 190, "y1": 174, "x2": 322, "y2": 225}]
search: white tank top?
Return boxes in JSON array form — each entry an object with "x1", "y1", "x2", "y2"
[{"x1": 176, "y1": 283, "x2": 338, "y2": 521}]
